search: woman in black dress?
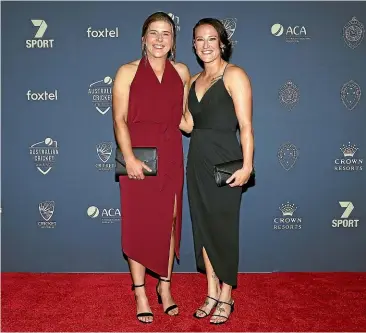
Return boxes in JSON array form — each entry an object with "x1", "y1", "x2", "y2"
[{"x1": 181, "y1": 18, "x2": 254, "y2": 324}]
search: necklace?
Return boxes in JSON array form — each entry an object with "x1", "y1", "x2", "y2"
[
  {"x1": 203, "y1": 62, "x2": 226, "y2": 84},
  {"x1": 196, "y1": 62, "x2": 227, "y2": 100}
]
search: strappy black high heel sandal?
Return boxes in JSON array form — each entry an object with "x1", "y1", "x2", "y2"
[
  {"x1": 156, "y1": 278, "x2": 178, "y2": 316},
  {"x1": 131, "y1": 283, "x2": 154, "y2": 324},
  {"x1": 210, "y1": 300, "x2": 235, "y2": 325},
  {"x1": 193, "y1": 295, "x2": 219, "y2": 318}
]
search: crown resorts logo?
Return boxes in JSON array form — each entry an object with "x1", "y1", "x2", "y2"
[
  {"x1": 38, "y1": 201, "x2": 56, "y2": 228},
  {"x1": 26, "y1": 19, "x2": 54, "y2": 48},
  {"x1": 273, "y1": 201, "x2": 302, "y2": 230},
  {"x1": 278, "y1": 143, "x2": 299, "y2": 171},
  {"x1": 278, "y1": 81, "x2": 300, "y2": 110},
  {"x1": 167, "y1": 13, "x2": 180, "y2": 32},
  {"x1": 221, "y1": 18, "x2": 238, "y2": 46},
  {"x1": 271, "y1": 23, "x2": 310, "y2": 43},
  {"x1": 332, "y1": 201, "x2": 360, "y2": 228},
  {"x1": 340, "y1": 80, "x2": 361, "y2": 110},
  {"x1": 334, "y1": 142, "x2": 363, "y2": 172},
  {"x1": 96, "y1": 142, "x2": 115, "y2": 171},
  {"x1": 29, "y1": 138, "x2": 59, "y2": 175},
  {"x1": 87, "y1": 205, "x2": 121, "y2": 224},
  {"x1": 343, "y1": 17, "x2": 364, "y2": 49},
  {"x1": 88, "y1": 76, "x2": 113, "y2": 115}
]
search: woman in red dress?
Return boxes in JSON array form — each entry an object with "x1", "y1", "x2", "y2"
[{"x1": 112, "y1": 12, "x2": 191, "y2": 323}]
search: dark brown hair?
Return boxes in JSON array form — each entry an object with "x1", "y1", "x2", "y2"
[
  {"x1": 192, "y1": 18, "x2": 233, "y2": 68},
  {"x1": 141, "y1": 12, "x2": 177, "y2": 61}
]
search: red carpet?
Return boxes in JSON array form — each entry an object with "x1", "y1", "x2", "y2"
[{"x1": 2, "y1": 272, "x2": 366, "y2": 332}]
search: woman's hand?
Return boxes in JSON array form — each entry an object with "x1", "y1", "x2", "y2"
[
  {"x1": 226, "y1": 166, "x2": 253, "y2": 187},
  {"x1": 125, "y1": 157, "x2": 152, "y2": 180},
  {"x1": 179, "y1": 111, "x2": 194, "y2": 133}
]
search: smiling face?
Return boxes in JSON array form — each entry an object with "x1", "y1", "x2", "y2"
[
  {"x1": 193, "y1": 24, "x2": 223, "y2": 64},
  {"x1": 143, "y1": 20, "x2": 174, "y2": 59}
]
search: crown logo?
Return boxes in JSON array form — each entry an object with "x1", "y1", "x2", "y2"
[
  {"x1": 340, "y1": 142, "x2": 358, "y2": 157},
  {"x1": 279, "y1": 202, "x2": 297, "y2": 216}
]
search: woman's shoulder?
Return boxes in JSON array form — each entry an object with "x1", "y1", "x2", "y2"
[
  {"x1": 224, "y1": 63, "x2": 250, "y2": 81},
  {"x1": 117, "y1": 59, "x2": 140, "y2": 72},
  {"x1": 171, "y1": 61, "x2": 190, "y2": 75},
  {"x1": 223, "y1": 63, "x2": 252, "y2": 92},
  {"x1": 189, "y1": 72, "x2": 201, "y2": 85},
  {"x1": 171, "y1": 61, "x2": 191, "y2": 85},
  {"x1": 114, "y1": 59, "x2": 141, "y2": 83}
]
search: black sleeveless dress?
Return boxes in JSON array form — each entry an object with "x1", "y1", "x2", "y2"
[{"x1": 186, "y1": 69, "x2": 243, "y2": 287}]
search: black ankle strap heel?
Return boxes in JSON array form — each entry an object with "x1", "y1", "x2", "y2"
[
  {"x1": 156, "y1": 278, "x2": 178, "y2": 315},
  {"x1": 131, "y1": 283, "x2": 154, "y2": 323}
]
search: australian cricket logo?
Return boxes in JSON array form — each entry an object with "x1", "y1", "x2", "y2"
[
  {"x1": 343, "y1": 17, "x2": 365, "y2": 49},
  {"x1": 340, "y1": 80, "x2": 361, "y2": 110},
  {"x1": 96, "y1": 142, "x2": 115, "y2": 171},
  {"x1": 29, "y1": 137, "x2": 59, "y2": 175},
  {"x1": 88, "y1": 76, "x2": 113, "y2": 115},
  {"x1": 279, "y1": 81, "x2": 299, "y2": 110},
  {"x1": 278, "y1": 143, "x2": 299, "y2": 171},
  {"x1": 221, "y1": 18, "x2": 237, "y2": 46}
]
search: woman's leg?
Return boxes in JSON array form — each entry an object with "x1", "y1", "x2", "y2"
[
  {"x1": 194, "y1": 247, "x2": 221, "y2": 317},
  {"x1": 157, "y1": 195, "x2": 179, "y2": 316},
  {"x1": 210, "y1": 281, "x2": 234, "y2": 324},
  {"x1": 129, "y1": 259, "x2": 153, "y2": 323}
]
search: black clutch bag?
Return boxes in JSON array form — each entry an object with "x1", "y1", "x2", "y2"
[
  {"x1": 115, "y1": 147, "x2": 158, "y2": 181},
  {"x1": 213, "y1": 159, "x2": 255, "y2": 187}
]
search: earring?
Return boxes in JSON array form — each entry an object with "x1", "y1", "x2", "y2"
[{"x1": 141, "y1": 42, "x2": 147, "y2": 57}]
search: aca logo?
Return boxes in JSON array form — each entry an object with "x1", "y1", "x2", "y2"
[
  {"x1": 87, "y1": 205, "x2": 121, "y2": 224},
  {"x1": 271, "y1": 23, "x2": 310, "y2": 43}
]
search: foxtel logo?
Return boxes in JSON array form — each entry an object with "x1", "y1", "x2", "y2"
[{"x1": 86, "y1": 27, "x2": 119, "y2": 38}]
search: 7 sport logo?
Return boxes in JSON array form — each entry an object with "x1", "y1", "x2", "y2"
[
  {"x1": 332, "y1": 201, "x2": 360, "y2": 228},
  {"x1": 339, "y1": 201, "x2": 354, "y2": 218},
  {"x1": 26, "y1": 19, "x2": 54, "y2": 48}
]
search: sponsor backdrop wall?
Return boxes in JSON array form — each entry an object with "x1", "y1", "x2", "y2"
[{"x1": 2, "y1": 1, "x2": 366, "y2": 273}]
